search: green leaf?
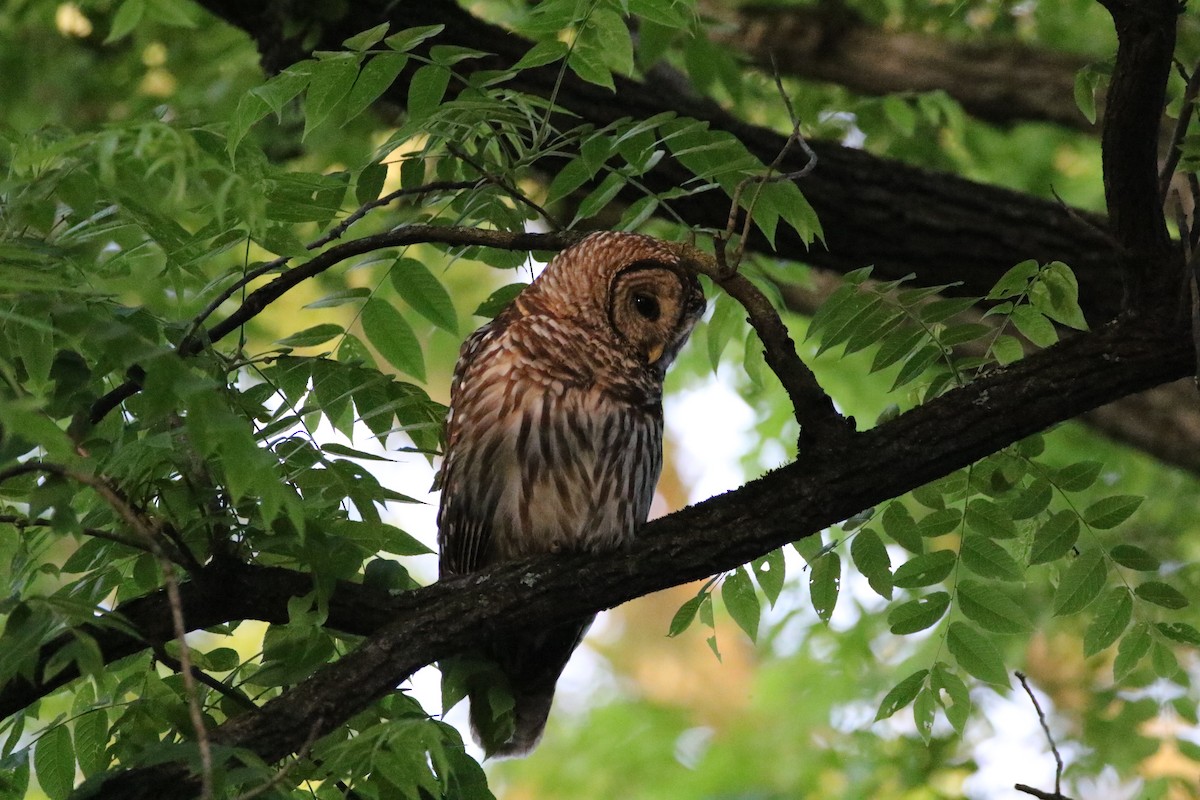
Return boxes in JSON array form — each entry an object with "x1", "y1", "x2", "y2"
[
  {"x1": 514, "y1": 39, "x2": 569, "y2": 69},
  {"x1": 1156, "y1": 621, "x2": 1200, "y2": 646},
  {"x1": 668, "y1": 592, "x2": 704, "y2": 637},
  {"x1": 891, "y1": 344, "x2": 941, "y2": 391},
  {"x1": 344, "y1": 22, "x2": 391, "y2": 50},
  {"x1": 850, "y1": 528, "x2": 893, "y2": 600},
  {"x1": 988, "y1": 260, "x2": 1039, "y2": 300},
  {"x1": 752, "y1": 549, "x2": 786, "y2": 607},
  {"x1": 105, "y1": 0, "x2": 146, "y2": 43},
  {"x1": 914, "y1": 686, "x2": 936, "y2": 744},
  {"x1": 1074, "y1": 68, "x2": 1098, "y2": 124},
  {"x1": 887, "y1": 591, "x2": 950, "y2": 635},
  {"x1": 957, "y1": 579, "x2": 1032, "y2": 633},
  {"x1": 1113, "y1": 623, "x2": 1151, "y2": 680},
  {"x1": 34, "y1": 724, "x2": 73, "y2": 800},
  {"x1": 1084, "y1": 588, "x2": 1133, "y2": 656},
  {"x1": 946, "y1": 621, "x2": 1009, "y2": 685},
  {"x1": 722, "y1": 567, "x2": 760, "y2": 642},
  {"x1": 875, "y1": 669, "x2": 928, "y2": 721},
  {"x1": 385, "y1": 25, "x2": 444, "y2": 52},
  {"x1": 361, "y1": 298, "x2": 425, "y2": 380},
  {"x1": 870, "y1": 325, "x2": 925, "y2": 373},
  {"x1": 809, "y1": 552, "x2": 841, "y2": 623},
  {"x1": 1053, "y1": 549, "x2": 1108, "y2": 616},
  {"x1": 1029, "y1": 510, "x2": 1079, "y2": 565},
  {"x1": 881, "y1": 501, "x2": 921, "y2": 552},
  {"x1": 1109, "y1": 544, "x2": 1160, "y2": 571},
  {"x1": 892, "y1": 550, "x2": 956, "y2": 589},
  {"x1": 1083, "y1": 495, "x2": 1143, "y2": 529},
  {"x1": 918, "y1": 297, "x2": 978, "y2": 324},
  {"x1": 1151, "y1": 641, "x2": 1180, "y2": 678},
  {"x1": 991, "y1": 334, "x2": 1024, "y2": 365},
  {"x1": 966, "y1": 499, "x2": 1016, "y2": 539},
  {"x1": 1135, "y1": 581, "x2": 1189, "y2": 610},
  {"x1": 303, "y1": 54, "x2": 358, "y2": 139},
  {"x1": 584, "y1": 8, "x2": 634, "y2": 77},
  {"x1": 73, "y1": 709, "x2": 109, "y2": 777},
  {"x1": 275, "y1": 324, "x2": 344, "y2": 348},
  {"x1": 917, "y1": 507, "x2": 962, "y2": 538},
  {"x1": 305, "y1": 287, "x2": 372, "y2": 310},
  {"x1": 1008, "y1": 477, "x2": 1052, "y2": 520},
  {"x1": 407, "y1": 64, "x2": 450, "y2": 123},
  {"x1": 1055, "y1": 460, "x2": 1103, "y2": 492},
  {"x1": 961, "y1": 534, "x2": 1023, "y2": 581},
  {"x1": 931, "y1": 663, "x2": 971, "y2": 733},
  {"x1": 474, "y1": 283, "x2": 527, "y2": 318},
  {"x1": 390, "y1": 258, "x2": 458, "y2": 334},
  {"x1": 1033, "y1": 262, "x2": 1088, "y2": 330},
  {"x1": 343, "y1": 52, "x2": 409, "y2": 126},
  {"x1": 1008, "y1": 306, "x2": 1057, "y2": 347}
]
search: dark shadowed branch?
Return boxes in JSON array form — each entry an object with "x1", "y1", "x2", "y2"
[{"x1": 78, "y1": 305, "x2": 1192, "y2": 798}]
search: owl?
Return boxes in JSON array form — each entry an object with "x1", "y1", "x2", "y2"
[{"x1": 437, "y1": 231, "x2": 705, "y2": 757}]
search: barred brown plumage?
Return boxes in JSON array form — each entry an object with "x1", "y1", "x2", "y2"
[{"x1": 436, "y1": 231, "x2": 705, "y2": 757}]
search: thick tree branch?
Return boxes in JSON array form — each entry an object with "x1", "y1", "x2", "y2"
[
  {"x1": 192, "y1": 0, "x2": 1127, "y2": 322},
  {"x1": 76, "y1": 305, "x2": 1192, "y2": 799},
  {"x1": 0, "y1": 561, "x2": 406, "y2": 721},
  {"x1": 716, "y1": 3, "x2": 1095, "y2": 131},
  {"x1": 1097, "y1": 0, "x2": 1179, "y2": 306}
]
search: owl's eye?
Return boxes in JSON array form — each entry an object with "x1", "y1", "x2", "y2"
[{"x1": 632, "y1": 293, "x2": 660, "y2": 321}]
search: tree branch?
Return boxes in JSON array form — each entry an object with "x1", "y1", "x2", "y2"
[
  {"x1": 1096, "y1": 0, "x2": 1179, "y2": 306},
  {"x1": 74, "y1": 306, "x2": 1193, "y2": 799},
  {"x1": 716, "y1": 2, "x2": 1096, "y2": 131},
  {"x1": 192, "y1": 0, "x2": 1127, "y2": 323}
]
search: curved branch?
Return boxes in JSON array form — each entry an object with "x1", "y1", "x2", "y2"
[
  {"x1": 79, "y1": 306, "x2": 1193, "y2": 799},
  {"x1": 87, "y1": 227, "x2": 587, "y2": 425}
]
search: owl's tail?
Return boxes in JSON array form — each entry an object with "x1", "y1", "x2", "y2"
[{"x1": 469, "y1": 616, "x2": 594, "y2": 758}]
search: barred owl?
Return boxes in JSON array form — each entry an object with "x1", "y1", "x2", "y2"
[{"x1": 437, "y1": 231, "x2": 705, "y2": 757}]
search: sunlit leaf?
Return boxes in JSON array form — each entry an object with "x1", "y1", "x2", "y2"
[
  {"x1": 722, "y1": 567, "x2": 760, "y2": 642},
  {"x1": 887, "y1": 591, "x2": 950, "y2": 635},
  {"x1": 946, "y1": 622, "x2": 1009, "y2": 685},
  {"x1": 1053, "y1": 549, "x2": 1107, "y2": 616},
  {"x1": 1084, "y1": 588, "x2": 1132, "y2": 656},
  {"x1": 875, "y1": 669, "x2": 928, "y2": 721},
  {"x1": 957, "y1": 579, "x2": 1031, "y2": 633}
]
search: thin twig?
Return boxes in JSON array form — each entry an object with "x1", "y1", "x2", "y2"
[
  {"x1": 720, "y1": 63, "x2": 818, "y2": 271},
  {"x1": 703, "y1": 66, "x2": 848, "y2": 452},
  {"x1": 87, "y1": 225, "x2": 587, "y2": 425},
  {"x1": 152, "y1": 644, "x2": 257, "y2": 711},
  {"x1": 1014, "y1": 671, "x2": 1072, "y2": 800},
  {"x1": 446, "y1": 143, "x2": 565, "y2": 229},
  {"x1": 0, "y1": 513, "x2": 154, "y2": 555},
  {"x1": 1159, "y1": 58, "x2": 1200, "y2": 204},
  {"x1": 180, "y1": 178, "x2": 482, "y2": 351}
]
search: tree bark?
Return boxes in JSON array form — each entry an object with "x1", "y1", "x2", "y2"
[
  {"x1": 716, "y1": 3, "x2": 1097, "y2": 131},
  {"x1": 195, "y1": 0, "x2": 1127, "y2": 322}
]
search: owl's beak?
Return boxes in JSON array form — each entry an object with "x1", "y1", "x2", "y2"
[{"x1": 646, "y1": 343, "x2": 665, "y2": 364}]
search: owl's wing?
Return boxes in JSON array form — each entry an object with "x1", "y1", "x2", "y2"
[{"x1": 437, "y1": 323, "x2": 501, "y2": 577}]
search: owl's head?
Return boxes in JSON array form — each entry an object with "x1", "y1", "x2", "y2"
[{"x1": 530, "y1": 232, "x2": 706, "y2": 372}]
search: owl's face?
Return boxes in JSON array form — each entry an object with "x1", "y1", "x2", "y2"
[
  {"x1": 607, "y1": 259, "x2": 704, "y2": 370},
  {"x1": 516, "y1": 232, "x2": 706, "y2": 374}
]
